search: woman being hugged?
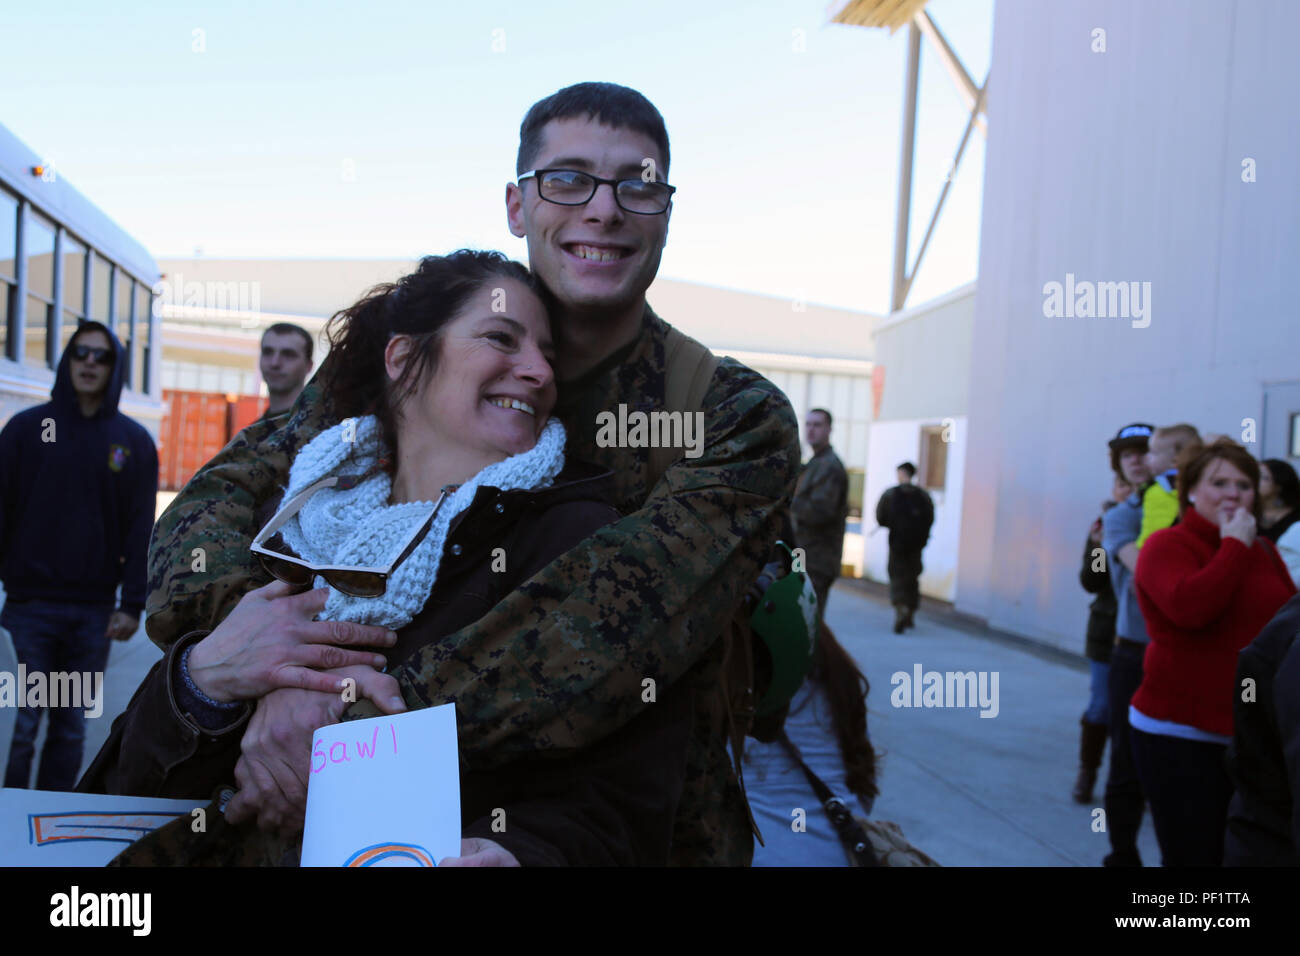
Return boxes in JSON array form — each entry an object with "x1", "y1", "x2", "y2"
[
  {"x1": 82, "y1": 250, "x2": 692, "y2": 866},
  {"x1": 1130, "y1": 438, "x2": 1296, "y2": 866}
]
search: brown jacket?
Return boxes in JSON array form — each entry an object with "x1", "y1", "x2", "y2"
[{"x1": 78, "y1": 460, "x2": 694, "y2": 865}]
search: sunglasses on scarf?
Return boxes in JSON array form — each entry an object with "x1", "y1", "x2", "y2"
[{"x1": 250, "y1": 475, "x2": 447, "y2": 597}]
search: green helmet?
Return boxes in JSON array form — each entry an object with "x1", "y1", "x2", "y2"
[{"x1": 749, "y1": 541, "x2": 818, "y2": 717}]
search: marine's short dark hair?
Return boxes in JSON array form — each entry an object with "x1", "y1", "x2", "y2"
[
  {"x1": 809, "y1": 408, "x2": 832, "y2": 427},
  {"x1": 262, "y1": 322, "x2": 314, "y2": 363},
  {"x1": 897, "y1": 462, "x2": 917, "y2": 478},
  {"x1": 517, "y1": 82, "x2": 671, "y2": 178}
]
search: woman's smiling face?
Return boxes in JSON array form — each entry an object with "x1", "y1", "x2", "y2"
[
  {"x1": 390, "y1": 277, "x2": 556, "y2": 462},
  {"x1": 1192, "y1": 457, "x2": 1255, "y2": 526}
]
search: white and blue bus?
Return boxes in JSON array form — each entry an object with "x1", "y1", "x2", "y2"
[{"x1": 0, "y1": 122, "x2": 161, "y2": 432}]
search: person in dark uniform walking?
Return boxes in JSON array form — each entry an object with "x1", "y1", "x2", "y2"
[
  {"x1": 875, "y1": 462, "x2": 934, "y2": 634},
  {"x1": 790, "y1": 408, "x2": 848, "y2": 617}
]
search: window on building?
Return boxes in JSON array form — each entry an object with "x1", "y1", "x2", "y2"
[
  {"x1": 0, "y1": 189, "x2": 16, "y2": 360},
  {"x1": 134, "y1": 282, "x2": 152, "y2": 393},
  {"x1": 91, "y1": 255, "x2": 111, "y2": 323},
  {"x1": 25, "y1": 296, "x2": 52, "y2": 365},
  {"x1": 24, "y1": 211, "x2": 57, "y2": 367},
  {"x1": 918, "y1": 424, "x2": 949, "y2": 492},
  {"x1": 0, "y1": 287, "x2": 10, "y2": 361},
  {"x1": 115, "y1": 268, "x2": 132, "y2": 344},
  {"x1": 64, "y1": 234, "x2": 87, "y2": 319}
]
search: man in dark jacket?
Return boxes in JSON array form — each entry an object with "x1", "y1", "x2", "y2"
[
  {"x1": 0, "y1": 321, "x2": 158, "y2": 789},
  {"x1": 790, "y1": 408, "x2": 848, "y2": 616},
  {"x1": 1224, "y1": 591, "x2": 1300, "y2": 866},
  {"x1": 875, "y1": 462, "x2": 934, "y2": 634}
]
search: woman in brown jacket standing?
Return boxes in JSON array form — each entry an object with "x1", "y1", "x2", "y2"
[{"x1": 79, "y1": 251, "x2": 692, "y2": 866}]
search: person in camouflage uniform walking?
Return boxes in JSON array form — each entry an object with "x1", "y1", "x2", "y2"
[{"x1": 84, "y1": 82, "x2": 800, "y2": 866}]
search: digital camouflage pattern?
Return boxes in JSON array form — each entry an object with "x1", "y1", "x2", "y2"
[
  {"x1": 140, "y1": 305, "x2": 800, "y2": 866},
  {"x1": 790, "y1": 446, "x2": 849, "y2": 581}
]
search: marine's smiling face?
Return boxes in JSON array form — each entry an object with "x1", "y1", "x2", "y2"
[
  {"x1": 506, "y1": 116, "x2": 671, "y2": 315},
  {"x1": 395, "y1": 278, "x2": 556, "y2": 461}
]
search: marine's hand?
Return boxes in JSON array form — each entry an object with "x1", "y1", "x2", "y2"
[
  {"x1": 187, "y1": 580, "x2": 397, "y2": 702},
  {"x1": 223, "y1": 666, "x2": 406, "y2": 831},
  {"x1": 106, "y1": 611, "x2": 138, "y2": 641},
  {"x1": 439, "y1": 838, "x2": 521, "y2": 867}
]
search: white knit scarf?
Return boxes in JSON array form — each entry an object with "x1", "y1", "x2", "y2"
[{"x1": 277, "y1": 413, "x2": 566, "y2": 628}]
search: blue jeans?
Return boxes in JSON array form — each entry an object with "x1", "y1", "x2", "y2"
[
  {"x1": 2, "y1": 599, "x2": 114, "y2": 790},
  {"x1": 1083, "y1": 660, "x2": 1110, "y2": 725}
]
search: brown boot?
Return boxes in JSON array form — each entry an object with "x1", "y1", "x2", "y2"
[{"x1": 1072, "y1": 720, "x2": 1108, "y2": 803}]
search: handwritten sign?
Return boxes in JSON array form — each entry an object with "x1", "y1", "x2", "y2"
[
  {"x1": 300, "y1": 703, "x2": 460, "y2": 867},
  {"x1": 0, "y1": 789, "x2": 200, "y2": 866}
]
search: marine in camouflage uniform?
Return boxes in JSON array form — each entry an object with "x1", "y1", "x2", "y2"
[
  {"x1": 790, "y1": 444, "x2": 849, "y2": 615},
  {"x1": 125, "y1": 304, "x2": 799, "y2": 866}
]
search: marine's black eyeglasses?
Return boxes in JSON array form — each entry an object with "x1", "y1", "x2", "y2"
[
  {"x1": 70, "y1": 345, "x2": 113, "y2": 365},
  {"x1": 250, "y1": 475, "x2": 447, "y2": 597},
  {"x1": 517, "y1": 168, "x2": 676, "y2": 215}
]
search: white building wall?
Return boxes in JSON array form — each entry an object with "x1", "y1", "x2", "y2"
[
  {"x1": 957, "y1": 0, "x2": 1300, "y2": 649},
  {"x1": 864, "y1": 416, "x2": 967, "y2": 602}
]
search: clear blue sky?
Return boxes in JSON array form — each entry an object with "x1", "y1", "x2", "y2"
[{"x1": 1, "y1": 0, "x2": 992, "y2": 314}]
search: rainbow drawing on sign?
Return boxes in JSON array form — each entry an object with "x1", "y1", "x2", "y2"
[
  {"x1": 29, "y1": 811, "x2": 186, "y2": 847},
  {"x1": 344, "y1": 842, "x2": 436, "y2": 867}
]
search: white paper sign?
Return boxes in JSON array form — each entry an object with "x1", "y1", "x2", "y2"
[
  {"x1": 0, "y1": 788, "x2": 201, "y2": 866},
  {"x1": 300, "y1": 703, "x2": 460, "y2": 867}
]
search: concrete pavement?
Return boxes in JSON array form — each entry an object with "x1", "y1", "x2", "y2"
[
  {"x1": 8, "y1": 579, "x2": 1161, "y2": 866},
  {"x1": 826, "y1": 579, "x2": 1161, "y2": 866}
]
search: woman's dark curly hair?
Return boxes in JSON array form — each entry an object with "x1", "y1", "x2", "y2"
[{"x1": 321, "y1": 249, "x2": 551, "y2": 461}]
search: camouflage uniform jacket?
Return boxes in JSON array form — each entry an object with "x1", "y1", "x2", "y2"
[
  {"x1": 790, "y1": 446, "x2": 848, "y2": 580},
  {"x1": 138, "y1": 304, "x2": 800, "y2": 866}
]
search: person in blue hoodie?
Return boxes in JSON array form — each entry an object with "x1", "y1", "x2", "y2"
[{"x1": 0, "y1": 320, "x2": 158, "y2": 789}]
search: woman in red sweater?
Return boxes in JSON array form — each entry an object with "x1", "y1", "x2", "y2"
[{"x1": 1132, "y1": 438, "x2": 1296, "y2": 866}]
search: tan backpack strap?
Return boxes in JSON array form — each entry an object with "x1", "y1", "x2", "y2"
[{"x1": 646, "y1": 325, "x2": 721, "y2": 491}]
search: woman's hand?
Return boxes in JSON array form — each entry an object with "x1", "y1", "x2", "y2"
[
  {"x1": 187, "y1": 579, "x2": 398, "y2": 702},
  {"x1": 439, "y1": 838, "x2": 521, "y2": 867},
  {"x1": 1221, "y1": 506, "x2": 1257, "y2": 548}
]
